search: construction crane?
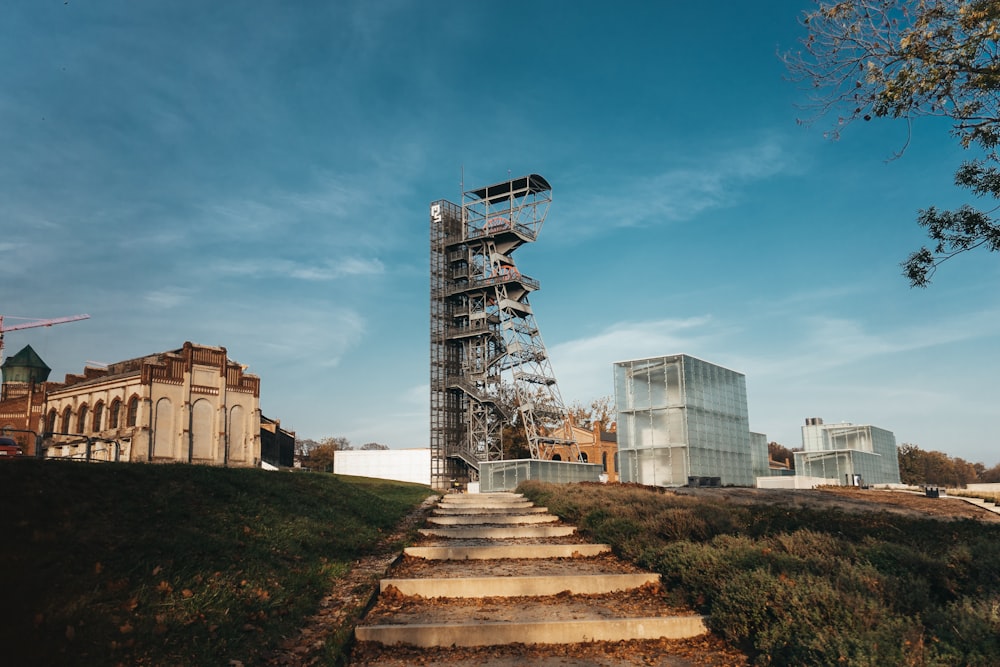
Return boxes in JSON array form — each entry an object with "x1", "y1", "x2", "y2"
[{"x1": 0, "y1": 314, "x2": 90, "y2": 365}]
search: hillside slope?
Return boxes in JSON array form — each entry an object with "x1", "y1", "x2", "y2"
[{"x1": 0, "y1": 460, "x2": 432, "y2": 666}]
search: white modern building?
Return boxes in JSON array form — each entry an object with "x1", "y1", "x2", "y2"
[
  {"x1": 333, "y1": 448, "x2": 431, "y2": 486},
  {"x1": 614, "y1": 354, "x2": 765, "y2": 487},
  {"x1": 793, "y1": 417, "x2": 901, "y2": 486}
]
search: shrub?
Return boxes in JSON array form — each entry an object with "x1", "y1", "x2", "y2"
[{"x1": 519, "y1": 482, "x2": 1000, "y2": 666}]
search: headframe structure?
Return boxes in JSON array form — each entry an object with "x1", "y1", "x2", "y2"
[{"x1": 429, "y1": 174, "x2": 578, "y2": 490}]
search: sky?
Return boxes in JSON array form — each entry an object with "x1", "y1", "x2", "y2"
[{"x1": 3, "y1": 1, "x2": 998, "y2": 465}]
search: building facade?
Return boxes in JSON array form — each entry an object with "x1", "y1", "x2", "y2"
[
  {"x1": 794, "y1": 417, "x2": 901, "y2": 486},
  {"x1": 0, "y1": 345, "x2": 52, "y2": 453},
  {"x1": 547, "y1": 417, "x2": 620, "y2": 482},
  {"x1": 615, "y1": 354, "x2": 763, "y2": 487},
  {"x1": 42, "y1": 342, "x2": 261, "y2": 466}
]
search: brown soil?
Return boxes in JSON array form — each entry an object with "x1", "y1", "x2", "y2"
[{"x1": 349, "y1": 635, "x2": 749, "y2": 666}]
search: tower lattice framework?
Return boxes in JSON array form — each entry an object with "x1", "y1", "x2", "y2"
[{"x1": 430, "y1": 174, "x2": 577, "y2": 490}]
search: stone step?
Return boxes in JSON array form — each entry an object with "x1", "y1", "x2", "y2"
[
  {"x1": 438, "y1": 500, "x2": 535, "y2": 510},
  {"x1": 404, "y1": 543, "x2": 611, "y2": 560},
  {"x1": 418, "y1": 525, "x2": 576, "y2": 539},
  {"x1": 380, "y1": 572, "x2": 659, "y2": 598},
  {"x1": 439, "y1": 493, "x2": 523, "y2": 503},
  {"x1": 432, "y1": 505, "x2": 550, "y2": 515},
  {"x1": 426, "y1": 513, "x2": 558, "y2": 526},
  {"x1": 355, "y1": 616, "x2": 708, "y2": 648},
  {"x1": 355, "y1": 493, "x2": 710, "y2": 655}
]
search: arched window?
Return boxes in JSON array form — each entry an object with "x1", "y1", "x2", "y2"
[
  {"x1": 46, "y1": 409, "x2": 58, "y2": 434},
  {"x1": 579, "y1": 452, "x2": 588, "y2": 463},
  {"x1": 126, "y1": 396, "x2": 139, "y2": 427},
  {"x1": 602, "y1": 451, "x2": 608, "y2": 472},
  {"x1": 551, "y1": 454, "x2": 562, "y2": 461},
  {"x1": 61, "y1": 406, "x2": 72, "y2": 432},
  {"x1": 109, "y1": 399, "x2": 121, "y2": 429},
  {"x1": 77, "y1": 405, "x2": 89, "y2": 433},
  {"x1": 93, "y1": 402, "x2": 104, "y2": 432}
]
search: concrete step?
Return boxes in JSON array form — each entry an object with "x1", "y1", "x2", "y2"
[
  {"x1": 355, "y1": 493, "x2": 710, "y2": 654},
  {"x1": 403, "y1": 543, "x2": 611, "y2": 560},
  {"x1": 439, "y1": 494, "x2": 523, "y2": 504},
  {"x1": 432, "y1": 506, "x2": 550, "y2": 515},
  {"x1": 380, "y1": 572, "x2": 659, "y2": 598},
  {"x1": 438, "y1": 501, "x2": 535, "y2": 510},
  {"x1": 355, "y1": 616, "x2": 708, "y2": 648},
  {"x1": 418, "y1": 525, "x2": 576, "y2": 539},
  {"x1": 426, "y1": 513, "x2": 558, "y2": 526}
]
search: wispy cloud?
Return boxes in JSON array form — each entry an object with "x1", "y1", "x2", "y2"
[
  {"x1": 212, "y1": 256, "x2": 384, "y2": 281},
  {"x1": 736, "y1": 309, "x2": 1000, "y2": 382},
  {"x1": 549, "y1": 316, "x2": 720, "y2": 402},
  {"x1": 142, "y1": 288, "x2": 193, "y2": 309},
  {"x1": 557, "y1": 137, "x2": 795, "y2": 236}
]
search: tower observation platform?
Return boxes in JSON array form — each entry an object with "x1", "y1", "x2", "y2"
[{"x1": 430, "y1": 174, "x2": 578, "y2": 490}]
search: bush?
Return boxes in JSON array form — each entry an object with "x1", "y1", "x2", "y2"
[{"x1": 520, "y1": 482, "x2": 1000, "y2": 666}]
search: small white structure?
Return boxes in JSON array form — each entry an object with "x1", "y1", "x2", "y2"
[
  {"x1": 794, "y1": 418, "x2": 901, "y2": 486},
  {"x1": 756, "y1": 475, "x2": 839, "y2": 489},
  {"x1": 333, "y1": 448, "x2": 431, "y2": 486}
]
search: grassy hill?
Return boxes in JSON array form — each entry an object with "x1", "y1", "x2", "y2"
[
  {"x1": 520, "y1": 482, "x2": 1000, "y2": 667},
  {"x1": 0, "y1": 460, "x2": 433, "y2": 666}
]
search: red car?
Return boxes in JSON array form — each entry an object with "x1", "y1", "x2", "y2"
[{"x1": 0, "y1": 436, "x2": 23, "y2": 458}]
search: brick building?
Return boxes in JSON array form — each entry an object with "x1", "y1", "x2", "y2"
[
  {"x1": 547, "y1": 416, "x2": 619, "y2": 482},
  {"x1": 0, "y1": 345, "x2": 52, "y2": 453},
  {"x1": 41, "y1": 342, "x2": 261, "y2": 465}
]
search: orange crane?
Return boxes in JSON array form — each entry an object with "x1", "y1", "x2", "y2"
[{"x1": 0, "y1": 314, "x2": 90, "y2": 364}]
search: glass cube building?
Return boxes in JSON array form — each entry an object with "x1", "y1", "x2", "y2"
[
  {"x1": 794, "y1": 419, "x2": 901, "y2": 485},
  {"x1": 614, "y1": 355, "x2": 760, "y2": 487}
]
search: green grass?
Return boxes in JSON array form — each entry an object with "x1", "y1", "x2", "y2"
[
  {"x1": 520, "y1": 481, "x2": 1000, "y2": 667},
  {"x1": 0, "y1": 460, "x2": 433, "y2": 666}
]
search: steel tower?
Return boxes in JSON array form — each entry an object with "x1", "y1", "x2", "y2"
[{"x1": 430, "y1": 174, "x2": 577, "y2": 490}]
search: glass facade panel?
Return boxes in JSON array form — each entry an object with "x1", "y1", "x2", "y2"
[
  {"x1": 614, "y1": 355, "x2": 755, "y2": 487},
  {"x1": 797, "y1": 422, "x2": 900, "y2": 485},
  {"x1": 479, "y1": 459, "x2": 603, "y2": 492}
]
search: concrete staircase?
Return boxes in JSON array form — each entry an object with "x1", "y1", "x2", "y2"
[{"x1": 354, "y1": 492, "x2": 707, "y2": 654}]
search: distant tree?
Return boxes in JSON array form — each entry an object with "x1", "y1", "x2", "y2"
[
  {"x1": 300, "y1": 436, "x2": 353, "y2": 472},
  {"x1": 295, "y1": 438, "x2": 319, "y2": 457},
  {"x1": 898, "y1": 442, "x2": 982, "y2": 487},
  {"x1": 302, "y1": 445, "x2": 336, "y2": 472},
  {"x1": 785, "y1": 0, "x2": 1000, "y2": 286},
  {"x1": 567, "y1": 396, "x2": 615, "y2": 431},
  {"x1": 320, "y1": 436, "x2": 352, "y2": 451},
  {"x1": 500, "y1": 422, "x2": 531, "y2": 460},
  {"x1": 360, "y1": 442, "x2": 389, "y2": 450},
  {"x1": 980, "y1": 462, "x2": 1000, "y2": 483},
  {"x1": 767, "y1": 441, "x2": 797, "y2": 469},
  {"x1": 898, "y1": 442, "x2": 927, "y2": 485}
]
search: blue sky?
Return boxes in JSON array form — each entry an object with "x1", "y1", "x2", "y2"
[{"x1": 3, "y1": 1, "x2": 998, "y2": 465}]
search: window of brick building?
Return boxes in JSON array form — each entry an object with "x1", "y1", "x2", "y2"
[
  {"x1": 93, "y1": 402, "x2": 104, "y2": 432},
  {"x1": 77, "y1": 405, "x2": 89, "y2": 433},
  {"x1": 109, "y1": 399, "x2": 121, "y2": 429},
  {"x1": 126, "y1": 397, "x2": 139, "y2": 427}
]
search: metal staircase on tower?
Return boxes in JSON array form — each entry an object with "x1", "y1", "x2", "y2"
[{"x1": 429, "y1": 174, "x2": 578, "y2": 490}]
